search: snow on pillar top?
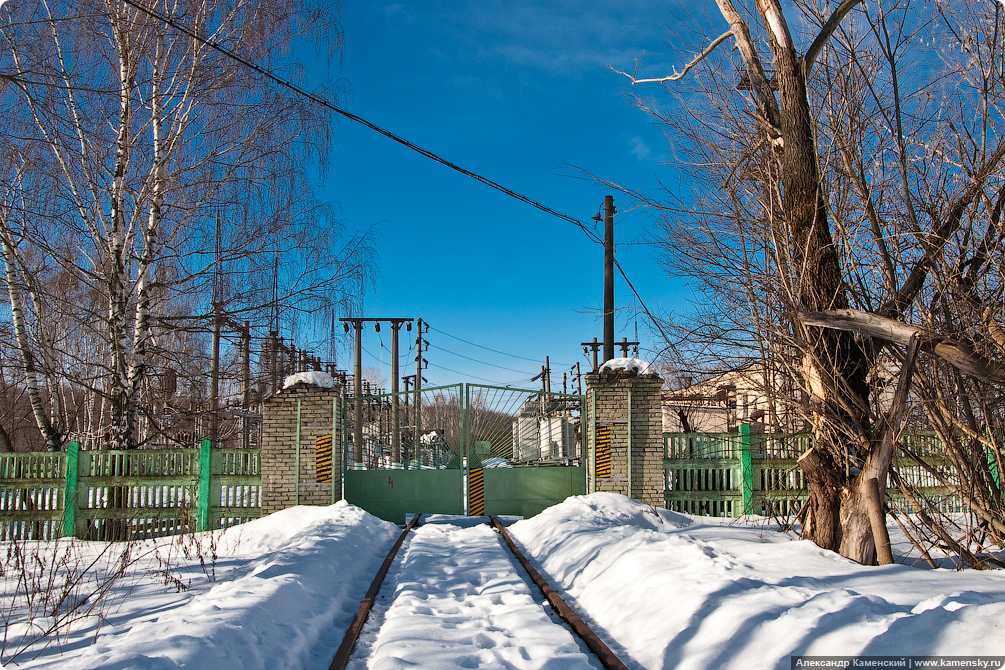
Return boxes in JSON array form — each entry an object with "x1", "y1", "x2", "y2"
[
  {"x1": 598, "y1": 357, "x2": 653, "y2": 375},
  {"x1": 282, "y1": 371, "x2": 336, "y2": 390}
]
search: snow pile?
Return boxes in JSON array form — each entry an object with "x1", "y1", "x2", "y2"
[
  {"x1": 509, "y1": 493, "x2": 1005, "y2": 668},
  {"x1": 282, "y1": 371, "x2": 335, "y2": 389},
  {"x1": 14, "y1": 503, "x2": 397, "y2": 669},
  {"x1": 598, "y1": 357, "x2": 652, "y2": 374}
]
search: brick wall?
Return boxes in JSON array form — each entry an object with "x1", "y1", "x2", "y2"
[
  {"x1": 585, "y1": 369, "x2": 664, "y2": 507},
  {"x1": 261, "y1": 383, "x2": 342, "y2": 515}
]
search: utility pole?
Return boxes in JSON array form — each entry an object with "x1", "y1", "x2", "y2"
[
  {"x1": 210, "y1": 302, "x2": 221, "y2": 445},
  {"x1": 242, "y1": 321, "x2": 251, "y2": 449},
  {"x1": 545, "y1": 356, "x2": 551, "y2": 394},
  {"x1": 618, "y1": 338, "x2": 640, "y2": 358},
  {"x1": 341, "y1": 317, "x2": 415, "y2": 469},
  {"x1": 351, "y1": 321, "x2": 362, "y2": 467},
  {"x1": 602, "y1": 195, "x2": 616, "y2": 363},
  {"x1": 581, "y1": 338, "x2": 602, "y2": 372},
  {"x1": 389, "y1": 319, "x2": 412, "y2": 467},
  {"x1": 269, "y1": 331, "x2": 279, "y2": 394},
  {"x1": 402, "y1": 374, "x2": 414, "y2": 462},
  {"x1": 575, "y1": 362, "x2": 582, "y2": 395},
  {"x1": 415, "y1": 319, "x2": 427, "y2": 466}
]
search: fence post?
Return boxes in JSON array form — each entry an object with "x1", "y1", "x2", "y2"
[
  {"x1": 589, "y1": 390, "x2": 596, "y2": 494},
  {"x1": 332, "y1": 396, "x2": 339, "y2": 505},
  {"x1": 198, "y1": 440, "x2": 211, "y2": 532},
  {"x1": 295, "y1": 400, "x2": 301, "y2": 506},
  {"x1": 626, "y1": 389, "x2": 633, "y2": 500},
  {"x1": 63, "y1": 441, "x2": 79, "y2": 538},
  {"x1": 738, "y1": 423, "x2": 754, "y2": 515}
]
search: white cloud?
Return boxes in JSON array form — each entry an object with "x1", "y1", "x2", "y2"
[
  {"x1": 384, "y1": 4, "x2": 406, "y2": 19},
  {"x1": 629, "y1": 136, "x2": 653, "y2": 161}
]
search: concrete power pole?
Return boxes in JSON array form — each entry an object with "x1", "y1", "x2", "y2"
[
  {"x1": 390, "y1": 319, "x2": 411, "y2": 467},
  {"x1": 342, "y1": 317, "x2": 415, "y2": 469},
  {"x1": 210, "y1": 302, "x2": 221, "y2": 444},
  {"x1": 352, "y1": 321, "x2": 363, "y2": 467},
  {"x1": 414, "y1": 319, "x2": 426, "y2": 466},
  {"x1": 603, "y1": 195, "x2": 616, "y2": 364},
  {"x1": 242, "y1": 321, "x2": 251, "y2": 449}
]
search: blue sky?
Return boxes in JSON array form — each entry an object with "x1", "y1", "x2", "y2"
[{"x1": 323, "y1": 1, "x2": 703, "y2": 390}]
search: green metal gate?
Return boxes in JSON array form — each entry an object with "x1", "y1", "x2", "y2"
[
  {"x1": 341, "y1": 384, "x2": 586, "y2": 522},
  {"x1": 342, "y1": 384, "x2": 465, "y2": 522},
  {"x1": 465, "y1": 384, "x2": 585, "y2": 518}
]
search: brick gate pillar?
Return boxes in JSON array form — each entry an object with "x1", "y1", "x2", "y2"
[
  {"x1": 585, "y1": 362, "x2": 665, "y2": 508},
  {"x1": 261, "y1": 381, "x2": 342, "y2": 516}
]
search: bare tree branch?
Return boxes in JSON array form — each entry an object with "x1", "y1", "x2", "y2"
[
  {"x1": 802, "y1": 0, "x2": 865, "y2": 76},
  {"x1": 801, "y1": 308, "x2": 1005, "y2": 384},
  {"x1": 716, "y1": 0, "x2": 782, "y2": 137},
  {"x1": 607, "y1": 32, "x2": 733, "y2": 85}
]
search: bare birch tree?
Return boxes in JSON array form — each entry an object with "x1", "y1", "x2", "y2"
[{"x1": 0, "y1": 0, "x2": 374, "y2": 450}]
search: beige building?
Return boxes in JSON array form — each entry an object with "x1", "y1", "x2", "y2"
[{"x1": 662, "y1": 362, "x2": 809, "y2": 434}]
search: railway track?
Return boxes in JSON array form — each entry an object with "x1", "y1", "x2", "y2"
[{"x1": 328, "y1": 515, "x2": 630, "y2": 670}]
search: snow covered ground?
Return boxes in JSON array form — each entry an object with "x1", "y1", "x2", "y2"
[
  {"x1": 509, "y1": 494, "x2": 1005, "y2": 669},
  {"x1": 3, "y1": 494, "x2": 1005, "y2": 669}
]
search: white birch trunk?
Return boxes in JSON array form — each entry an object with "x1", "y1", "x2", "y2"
[{"x1": 1, "y1": 226, "x2": 60, "y2": 450}]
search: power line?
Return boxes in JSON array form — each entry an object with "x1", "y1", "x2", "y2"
[
  {"x1": 118, "y1": 0, "x2": 601, "y2": 244},
  {"x1": 426, "y1": 361, "x2": 532, "y2": 387},
  {"x1": 614, "y1": 257, "x2": 672, "y2": 348},
  {"x1": 122, "y1": 0, "x2": 673, "y2": 355},
  {"x1": 427, "y1": 342, "x2": 537, "y2": 376},
  {"x1": 427, "y1": 326, "x2": 574, "y2": 366}
]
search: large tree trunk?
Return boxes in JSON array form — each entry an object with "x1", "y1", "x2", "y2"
[
  {"x1": 754, "y1": 0, "x2": 875, "y2": 559},
  {"x1": 105, "y1": 6, "x2": 137, "y2": 450},
  {"x1": 798, "y1": 447, "x2": 843, "y2": 550},
  {"x1": 838, "y1": 482, "x2": 876, "y2": 564}
]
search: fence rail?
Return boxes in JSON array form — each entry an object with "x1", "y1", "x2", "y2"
[
  {"x1": 1, "y1": 441, "x2": 261, "y2": 541},
  {"x1": 664, "y1": 427, "x2": 959, "y2": 518}
]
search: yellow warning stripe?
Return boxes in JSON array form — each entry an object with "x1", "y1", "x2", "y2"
[
  {"x1": 469, "y1": 467, "x2": 485, "y2": 516},
  {"x1": 595, "y1": 426, "x2": 612, "y2": 478},
  {"x1": 316, "y1": 434, "x2": 333, "y2": 483}
]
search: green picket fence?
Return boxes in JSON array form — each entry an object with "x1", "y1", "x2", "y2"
[
  {"x1": 664, "y1": 427, "x2": 959, "y2": 518},
  {"x1": 0, "y1": 441, "x2": 261, "y2": 541}
]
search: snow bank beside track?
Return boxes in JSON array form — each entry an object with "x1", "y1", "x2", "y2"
[
  {"x1": 509, "y1": 493, "x2": 1005, "y2": 670},
  {"x1": 14, "y1": 502, "x2": 398, "y2": 670}
]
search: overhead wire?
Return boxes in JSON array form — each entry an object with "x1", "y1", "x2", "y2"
[
  {"x1": 117, "y1": 0, "x2": 601, "y2": 244},
  {"x1": 426, "y1": 362, "x2": 534, "y2": 387},
  {"x1": 124, "y1": 0, "x2": 669, "y2": 358},
  {"x1": 427, "y1": 343, "x2": 538, "y2": 376},
  {"x1": 427, "y1": 326, "x2": 576, "y2": 367}
]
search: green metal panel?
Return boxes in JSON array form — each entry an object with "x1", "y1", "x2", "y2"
[
  {"x1": 481, "y1": 465, "x2": 586, "y2": 518},
  {"x1": 344, "y1": 469, "x2": 463, "y2": 522},
  {"x1": 663, "y1": 429, "x2": 966, "y2": 518}
]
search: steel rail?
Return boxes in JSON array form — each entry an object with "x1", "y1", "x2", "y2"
[
  {"x1": 329, "y1": 513, "x2": 421, "y2": 670},
  {"x1": 490, "y1": 516, "x2": 631, "y2": 670}
]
